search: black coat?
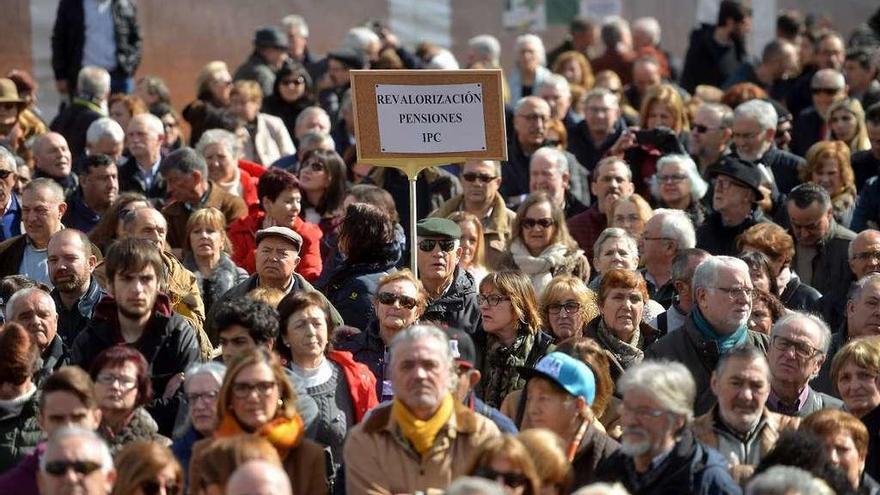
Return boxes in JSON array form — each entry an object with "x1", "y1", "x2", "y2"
[
  {"x1": 52, "y1": 276, "x2": 105, "y2": 346},
  {"x1": 567, "y1": 118, "x2": 627, "y2": 173},
  {"x1": 757, "y1": 146, "x2": 805, "y2": 195},
  {"x1": 791, "y1": 107, "x2": 825, "y2": 158},
  {"x1": 117, "y1": 158, "x2": 166, "y2": 202},
  {"x1": 779, "y1": 274, "x2": 822, "y2": 313},
  {"x1": 48, "y1": 101, "x2": 102, "y2": 158},
  {"x1": 499, "y1": 137, "x2": 533, "y2": 204},
  {"x1": 696, "y1": 209, "x2": 773, "y2": 257},
  {"x1": 863, "y1": 404, "x2": 880, "y2": 482},
  {"x1": 852, "y1": 150, "x2": 880, "y2": 194},
  {"x1": 680, "y1": 24, "x2": 748, "y2": 94},
  {"x1": 423, "y1": 267, "x2": 482, "y2": 336}
]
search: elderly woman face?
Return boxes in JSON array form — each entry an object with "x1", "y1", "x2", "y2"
[
  {"x1": 829, "y1": 108, "x2": 857, "y2": 142},
  {"x1": 602, "y1": 287, "x2": 644, "y2": 338},
  {"x1": 812, "y1": 157, "x2": 843, "y2": 196},
  {"x1": 230, "y1": 362, "x2": 280, "y2": 431},
  {"x1": 188, "y1": 220, "x2": 224, "y2": 261},
  {"x1": 595, "y1": 238, "x2": 637, "y2": 274},
  {"x1": 547, "y1": 291, "x2": 586, "y2": 340},
  {"x1": 208, "y1": 69, "x2": 233, "y2": 104},
  {"x1": 521, "y1": 201, "x2": 556, "y2": 255},
  {"x1": 611, "y1": 201, "x2": 646, "y2": 239},
  {"x1": 94, "y1": 361, "x2": 139, "y2": 414},
  {"x1": 837, "y1": 361, "x2": 880, "y2": 418},
  {"x1": 646, "y1": 102, "x2": 675, "y2": 130},
  {"x1": 518, "y1": 41, "x2": 541, "y2": 72},
  {"x1": 202, "y1": 142, "x2": 238, "y2": 184},
  {"x1": 185, "y1": 373, "x2": 221, "y2": 436},
  {"x1": 285, "y1": 305, "x2": 329, "y2": 365},
  {"x1": 748, "y1": 299, "x2": 773, "y2": 335},
  {"x1": 375, "y1": 279, "x2": 421, "y2": 339},
  {"x1": 657, "y1": 162, "x2": 692, "y2": 206}
]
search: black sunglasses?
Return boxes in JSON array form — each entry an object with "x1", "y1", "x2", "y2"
[
  {"x1": 811, "y1": 87, "x2": 841, "y2": 96},
  {"x1": 462, "y1": 172, "x2": 497, "y2": 183},
  {"x1": 0, "y1": 170, "x2": 13, "y2": 179},
  {"x1": 521, "y1": 218, "x2": 554, "y2": 230},
  {"x1": 475, "y1": 466, "x2": 527, "y2": 487},
  {"x1": 377, "y1": 291, "x2": 418, "y2": 309},
  {"x1": 418, "y1": 239, "x2": 456, "y2": 252},
  {"x1": 141, "y1": 480, "x2": 181, "y2": 495},
  {"x1": 44, "y1": 460, "x2": 103, "y2": 477},
  {"x1": 303, "y1": 161, "x2": 325, "y2": 172}
]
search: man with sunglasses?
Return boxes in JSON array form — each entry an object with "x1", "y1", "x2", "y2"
[
  {"x1": 766, "y1": 312, "x2": 842, "y2": 417},
  {"x1": 37, "y1": 426, "x2": 115, "y2": 495},
  {"x1": 791, "y1": 69, "x2": 848, "y2": 157},
  {"x1": 689, "y1": 103, "x2": 732, "y2": 176},
  {"x1": 0, "y1": 146, "x2": 22, "y2": 242},
  {"x1": 416, "y1": 218, "x2": 482, "y2": 336}
]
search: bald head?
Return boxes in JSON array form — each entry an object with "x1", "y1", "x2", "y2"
[
  {"x1": 850, "y1": 229, "x2": 880, "y2": 280},
  {"x1": 33, "y1": 132, "x2": 72, "y2": 179},
  {"x1": 225, "y1": 461, "x2": 292, "y2": 495}
]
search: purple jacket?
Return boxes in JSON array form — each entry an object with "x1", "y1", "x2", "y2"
[{"x1": 0, "y1": 442, "x2": 42, "y2": 495}]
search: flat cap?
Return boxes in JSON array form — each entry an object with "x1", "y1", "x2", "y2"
[
  {"x1": 709, "y1": 156, "x2": 764, "y2": 199},
  {"x1": 255, "y1": 226, "x2": 302, "y2": 252},
  {"x1": 416, "y1": 218, "x2": 461, "y2": 239}
]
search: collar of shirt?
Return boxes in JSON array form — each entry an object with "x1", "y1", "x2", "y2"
[{"x1": 767, "y1": 385, "x2": 811, "y2": 415}]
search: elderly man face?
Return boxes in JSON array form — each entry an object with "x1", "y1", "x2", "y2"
[
  {"x1": 539, "y1": 83, "x2": 571, "y2": 120},
  {"x1": 22, "y1": 184, "x2": 66, "y2": 247},
  {"x1": 294, "y1": 110, "x2": 331, "y2": 139},
  {"x1": 632, "y1": 60, "x2": 661, "y2": 95},
  {"x1": 710, "y1": 355, "x2": 770, "y2": 433},
  {"x1": 255, "y1": 235, "x2": 301, "y2": 288},
  {"x1": 811, "y1": 70, "x2": 847, "y2": 117},
  {"x1": 847, "y1": 277, "x2": 880, "y2": 339},
  {"x1": 695, "y1": 264, "x2": 753, "y2": 334},
  {"x1": 591, "y1": 160, "x2": 634, "y2": 214},
  {"x1": 851, "y1": 231, "x2": 880, "y2": 279},
  {"x1": 619, "y1": 387, "x2": 684, "y2": 460},
  {"x1": 514, "y1": 98, "x2": 551, "y2": 150},
  {"x1": 126, "y1": 208, "x2": 167, "y2": 250},
  {"x1": 689, "y1": 106, "x2": 729, "y2": 158},
  {"x1": 787, "y1": 199, "x2": 832, "y2": 247},
  {"x1": 417, "y1": 236, "x2": 462, "y2": 289},
  {"x1": 641, "y1": 215, "x2": 676, "y2": 267},
  {"x1": 37, "y1": 435, "x2": 115, "y2": 495},
  {"x1": 391, "y1": 334, "x2": 452, "y2": 418},
  {"x1": 712, "y1": 175, "x2": 754, "y2": 218},
  {"x1": 732, "y1": 113, "x2": 773, "y2": 161},
  {"x1": 34, "y1": 133, "x2": 72, "y2": 179},
  {"x1": 10, "y1": 290, "x2": 58, "y2": 351},
  {"x1": 585, "y1": 93, "x2": 620, "y2": 136},
  {"x1": 126, "y1": 116, "x2": 163, "y2": 163},
  {"x1": 768, "y1": 317, "x2": 826, "y2": 393},
  {"x1": 529, "y1": 153, "x2": 568, "y2": 206}
]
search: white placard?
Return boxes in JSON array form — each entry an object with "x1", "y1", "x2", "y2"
[{"x1": 375, "y1": 83, "x2": 487, "y2": 154}]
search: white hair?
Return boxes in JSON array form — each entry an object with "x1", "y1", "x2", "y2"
[
  {"x1": 298, "y1": 131, "x2": 335, "y2": 151},
  {"x1": 572, "y1": 483, "x2": 632, "y2": 495},
  {"x1": 282, "y1": 14, "x2": 309, "y2": 37},
  {"x1": 618, "y1": 359, "x2": 696, "y2": 420},
  {"x1": 0, "y1": 146, "x2": 17, "y2": 173},
  {"x1": 651, "y1": 208, "x2": 696, "y2": 249},
  {"x1": 196, "y1": 129, "x2": 242, "y2": 159},
  {"x1": 746, "y1": 466, "x2": 834, "y2": 495},
  {"x1": 447, "y1": 477, "x2": 507, "y2": 495},
  {"x1": 426, "y1": 49, "x2": 460, "y2": 70},
  {"x1": 771, "y1": 311, "x2": 832, "y2": 355},
  {"x1": 651, "y1": 154, "x2": 709, "y2": 202},
  {"x1": 516, "y1": 34, "x2": 546, "y2": 66},
  {"x1": 735, "y1": 100, "x2": 778, "y2": 132},
  {"x1": 41, "y1": 426, "x2": 113, "y2": 473},
  {"x1": 129, "y1": 112, "x2": 165, "y2": 138},
  {"x1": 593, "y1": 228, "x2": 639, "y2": 264},
  {"x1": 7, "y1": 287, "x2": 56, "y2": 322},
  {"x1": 295, "y1": 106, "x2": 330, "y2": 129},
  {"x1": 389, "y1": 324, "x2": 453, "y2": 369},
  {"x1": 467, "y1": 35, "x2": 501, "y2": 65},
  {"x1": 692, "y1": 256, "x2": 749, "y2": 292},
  {"x1": 531, "y1": 146, "x2": 569, "y2": 175},
  {"x1": 539, "y1": 73, "x2": 571, "y2": 98},
  {"x1": 76, "y1": 66, "x2": 110, "y2": 100},
  {"x1": 86, "y1": 117, "x2": 125, "y2": 146},
  {"x1": 344, "y1": 27, "x2": 380, "y2": 56},
  {"x1": 632, "y1": 17, "x2": 661, "y2": 45},
  {"x1": 23, "y1": 177, "x2": 66, "y2": 203},
  {"x1": 184, "y1": 361, "x2": 226, "y2": 388}
]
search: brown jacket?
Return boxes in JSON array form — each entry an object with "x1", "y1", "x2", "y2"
[
  {"x1": 430, "y1": 193, "x2": 515, "y2": 271},
  {"x1": 162, "y1": 181, "x2": 248, "y2": 250},
  {"x1": 691, "y1": 406, "x2": 800, "y2": 466},
  {"x1": 343, "y1": 400, "x2": 500, "y2": 495}
]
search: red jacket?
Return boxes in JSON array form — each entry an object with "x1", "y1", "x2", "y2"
[
  {"x1": 227, "y1": 209, "x2": 323, "y2": 282},
  {"x1": 327, "y1": 350, "x2": 378, "y2": 423}
]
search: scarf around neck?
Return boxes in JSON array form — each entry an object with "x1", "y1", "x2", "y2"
[
  {"x1": 691, "y1": 307, "x2": 748, "y2": 354},
  {"x1": 215, "y1": 412, "x2": 304, "y2": 458},
  {"x1": 595, "y1": 317, "x2": 644, "y2": 369},
  {"x1": 392, "y1": 393, "x2": 454, "y2": 457},
  {"x1": 509, "y1": 240, "x2": 573, "y2": 295}
]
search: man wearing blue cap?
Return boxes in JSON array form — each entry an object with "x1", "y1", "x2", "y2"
[{"x1": 519, "y1": 351, "x2": 619, "y2": 491}]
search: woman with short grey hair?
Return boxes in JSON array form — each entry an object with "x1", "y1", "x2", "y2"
[
  {"x1": 171, "y1": 361, "x2": 226, "y2": 477},
  {"x1": 650, "y1": 154, "x2": 709, "y2": 228},
  {"x1": 195, "y1": 128, "x2": 258, "y2": 207},
  {"x1": 509, "y1": 34, "x2": 551, "y2": 101}
]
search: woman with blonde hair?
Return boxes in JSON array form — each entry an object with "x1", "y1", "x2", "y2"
[
  {"x1": 831, "y1": 336, "x2": 880, "y2": 419},
  {"x1": 517, "y1": 429, "x2": 573, "y2": 495},
  {"x1": 801, "y1": 141, "x2": 857, "y2": 226},
  {"x1": 540, "y1": 275, "x2": 600, "y2": 342},
  {"x1": 113, "y1": 441, "x2": 183, "y2": 495},
  {"x1": 466, "y1": 435, "x2": 542, "y2": 495},
  {"x1": 183, "y1": 60, "x2": 233, "y2": 145},
  {"x1": 607, "y1": 194, "x2": 652, "y2": 241},
  {"x1": 826, "y1": 97, "x2": 871, "y2": 153},
  {"x1": 551, "y1": 50, "x2": 595, "y2": 90},
  {"x1": 448, "y1": 211, "x2": 489, "y2": 285},
  {"x1": 184, "y1": 207, "x2": 247, "y2": 313}
]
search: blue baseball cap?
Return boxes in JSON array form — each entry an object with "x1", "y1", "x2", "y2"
[{"x1": 518, "y1": 352, "x2": 596, "y2": 405}]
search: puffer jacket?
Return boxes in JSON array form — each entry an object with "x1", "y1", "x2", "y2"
[
  {"x1": 422, "y1": 267, "x2": 482, "y2": 335},
  {"x1": 0, "y1": 388, "x2": 41, "y2": 472}
]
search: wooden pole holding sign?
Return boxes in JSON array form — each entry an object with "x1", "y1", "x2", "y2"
[{"x1": 350, "y1": 69, "x2": 508, "y2": 276}]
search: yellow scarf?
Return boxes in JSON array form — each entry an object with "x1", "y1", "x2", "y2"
[
  {"x1": 215, "y1": 413, "x2": 304, "y2": 458},
  {"x1": 392, "y1": 393, "x2": 455, "y2": 457}
]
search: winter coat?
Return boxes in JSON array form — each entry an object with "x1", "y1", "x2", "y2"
[
  {"x1": 262, "y1": 94, "x2": 314, "y2": 139},
  {"x1": 570, "y1": 422, "x2": 622, "y2": 492},
  {"x1": 182, "y1": 253, "x2": 248, "y2": 314},
  {"x1": 335, "y1": 319, "x2": 389, "y2": 400},
  {"x1": 680, "y1": 23, "x2": 747, "y2": 94},
  {"x1": 100, "y1": 407, "x2": 170, "y2": 455},
  {"x1": 0, "y1": 442, "x2": 42, "y2": 495},
  {"x1": 696, "y1": 209, "x2": 773, "y2": 257},
  {"x1": 241, "y1": 113, "x2": 296, "y2": 166},
  {"x1": 327, "y1": 351, "x2": 379, "y2": 424},
  {"x1": 227, "y1": 209, "x2": 323, "y2": 282},
  {"x1": 584, "y1": 317, "x2": 665, "y2": 383},
  {"x1": 779, "y1": 274, "x2": 822, "y2": 312},
  {"x1": 691, "y1": 406, "x2": 799, "y2": 468},
  {"x1": 429, "y1": 193, "x2": 516, "y2": 271},
  {"x1": 422, "y1": 267, "x2": 482, "y2": 336},
  {"x1": 475, "y1": 328, "x2": 554, "y2": 408},
  {"x1": 162, "y1": 182, "x2": 248, "y2": 250},
  {"x1": 568, "y1": 118, "x2": 627, "y2": 173},
  {"x1": 0, "y1": 388, "x2": 41, "y2": 473}
]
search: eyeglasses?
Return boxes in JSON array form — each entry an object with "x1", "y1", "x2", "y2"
[
  {"x1": 692, "y1": 124, "x2": 722, "y2": 134},
  {"x1": 521, "y1": 217, "x2": 554, "y2": 230},
  {"x1": 43, "y1": 460, "x2": 103, "y2": 477},
  {"x1": 0, "y1": 170, "x2": 13, "y2": 179},
  {"x1": 231, "y1": 380, "x2": 277, "y2": 399},
  {"x1": 772, "y1": 335, "x2": 820, "y2": 360},
  {"x1": 96, "y1": 373, "x2": 137, "y2": 390},
  {"x1": 418, "y1": 239, "x2": 456, "y2": 252},
  {"x1": 477, "y1": 294, "x2": 510, "y2": 307},
  {"x1": 377, "y1": 291, "x2": 418, "y2": 309},
  {"x1": 547, "y1": 301, "x2": 581, "y2": 315},
  {"x1": 618, "y1": 402, "x2": 669, "y2": 419},
  {"x1": 281, "y1": 77, "x2": 306, "y2": 87},
  {"x1": 141, "y1": 480, "x2": 182, "y2": 495},
  {"x1": 461, "y1": 172, "x2": 497, "y2": 183},
  {"x1": 303, "y1": 161, "x2": 325, "y2": 172},
  {"x1": 657, "y1": 173, "x2": 687, "y2": 184},
  {"x1": 853, "y1": 251, "x2": 880, "y2": 262},
  {"x1": 731, "y1": 130, "x2": 762, "y2": 140},
  {"x1": 711, "y1": 286, "x2": 754, "y2": 300},
  {"x1": 811, "y1": 87, "x2": 842, "y2": 96},
  {"x1": 475, "y1": 467, "x2": 527, "y2": 488},
  {"x1": 185, "y1": 390, "x2": 219, "y2": 404}
]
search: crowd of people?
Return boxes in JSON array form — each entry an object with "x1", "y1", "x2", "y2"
[{"x1": 1, "y1": 1, "x2": 880, "y2": 494}]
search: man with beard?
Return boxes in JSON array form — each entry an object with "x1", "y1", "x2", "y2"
[
  {"x1": 766, "y1": 312, "x2": 842, "y2": 417},
  {"x1": 62, "y1": 154, "x2": 117, "y2": 234},
  {"x1": 6, "y1": 287, "x2": 66, "y2": 385},
  {"x1": 849, "y1": 230, "x2": 880, "y2": 280},
  {"x1": 692, "y1": 345, "x2": 800, "y2": 484},
  {"x1": 32, "y1": 133, "x2": 77, "y2": 198},
  {"x1": 647, "y1": 256, "x2": 770, "y2": 415},
  {"x1": 48, "y1": 229, "x2": 103, "y2": 346},
  {"x1": 594, "y1": 360, "x2": 740, "y2": 494},
  {"x1": 501, "y1": 96, "x2": 552, "y2": 206},
  {"x1": 0, "y1": 146, "x2": 22, "y2": 242},
  {"x1": 415, "y1": 218, "x2": 481, "y2": 335},
  {"x1": 568, "y1": 157, "x2": 634, "y2": 260},
  {"x1": 680, "y1": 0, "x2": 752, "y2": 93},
  {"x1": 0, "y1": 179, "x2": 67, "y2": 286},
  {"x1": 69, "y1": 238, "x2": 200, "y2": 435},
  {"x1": 731, "y1": 99, "x2": 804, "y2": 195}
]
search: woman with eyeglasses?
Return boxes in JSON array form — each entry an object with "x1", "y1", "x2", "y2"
[
  {"x1": 171, "y1": 362, "x2": 226, "y2": 479},
  {"x1": 316, "y1": 202, "x2": 400, "y2": 331},
  {"x1": 262, "y1": 60, "x2": 315, "y2": 139},
  {"x1": 466, "y1": 435, "x2": 542, "y2": 495},
  {"x1": 540, "y1": 275, "x2": 600, "y2": 342},
  {"x1": 89, "y1": 346, "x2": 169, "y2": 455},
  {"x1": 113, "y1": 441, "x2": 183, "y2": 495},
  {"x1": 826, "y1": 98, "x2": 871, "y2": 154},
  {"x1": 476, "y1": 271, "x2": 553, "y2": 409},
  {"x1": 501, "y1": 192, "x2": 589, "y2": 297},
  {"x1": 229, "y1": 81, "x2": 294, "y2": 166},
  {"x1": 584, "y1": 269, "x2": 662, "y2": 382},
  {"x1": 192, "y1": 347, "x2": 328, "y2": 495},
  {"x1": 650, "y1": 154, "x2": 709, "y2": 228},
  {"x1": 276, "y1": 291, "x2": 378, "y2": 483},
  {"x1": 298, "y1": 148, "x2": 348, "y2": 240},
  {"x1": 447, "y1": 211, "x2": 489, "y2": 286},
  {"x1": 802, "y1": 141, "x2": 857, "y2": 227}
]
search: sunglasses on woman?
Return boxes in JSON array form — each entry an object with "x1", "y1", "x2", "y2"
[
  {"x1": 377, "y1": 292, "x2": 418, "y2": 309},
  {"x1": 522, "y1": 217, "x2": 554, "y2": 230},
  {"x1": 303, "y1": 161, "x2": 325, "y2": 172},
  {"x1": 474, "y1": 466, "x2": 527, "y2": 488},
  {"x1": 141, "y1": 479, "x2": 182, "y2": 495}
]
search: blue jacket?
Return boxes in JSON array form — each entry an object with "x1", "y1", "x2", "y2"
[
  {"x1": 336, "y1": 319, "x2": 388, "y2": 400},
  {"x1": 171, "y1": 425, "x2": 203, "y2": 487}
]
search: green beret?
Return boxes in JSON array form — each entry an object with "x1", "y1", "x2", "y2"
[{"x1": 416, "y1": 218, "x2": 461, "y2": 239}]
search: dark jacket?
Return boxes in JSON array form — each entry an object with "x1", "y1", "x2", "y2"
[
  {"x1": 371, "y1": 167, "x2": 461, "y2": 243},
  {"x1": 594, "y1": 429, "x2": 742, "y2": 495},
  {"x1": 233, "y1": 52, "x2": 278, "y2": 98},
  {"x1": 584, "y1": 317, "x2": 665, "y2": 383},
  {"x1": 171, "y1": 425, "x2": 203, "y2": 486},
  {"x1": 779, "y1": 274, "x2": 822, "y2": 312},
  {"x1": 766, "y1": 386, "x2": 843, "y2": 418},
  {"x1": 335, "y1": 319, "x2": 388, "y2": 400},
  {"x1": 51, "y1": 0, "x2": 141, "y2": 88},
  {"x1": 117, "y1": 157, "x2": 166, "y2": 201},
  {"x1": 182, "y1": 253, "x2": 247, "y2": 315},
  {"x1": 61, "y1": 188, "x2": 101, "y2": 234},
  {"x1": 680, "y1": 23, "x2": 748, "y2": 94},
  {"x1": 0, "y1": 389, "x2": 41, "y2": 473},
  {"x1": 0, "y1": 234, "x2": 31, "y2": 279},
  {"x1": 793, "y1": 220, "x2": 855, "y2": 319},
  {"x1": 262, "y1": 95, "x2": 313, "y2": 140},
  {"x1": 646, "y1": 315, "x2": 770, "y2": 415},
  {"x1": 162, "y1": 182, "x2": 248, "y2": 250},
  {"x1": 35, "y1": 335, "x2": 69, "y2": 388},
  {"x1": 863, "y1": 403, "x2": 880, "y2": 482},
  {"x1": 52, "y1": 275, "x2": 105, "y2": 346},
  {"x1": 499, "y1": 137, "x2": 534, "y2": 204},
  {"x1": 791, "y1": 106, "x2": 825, "y2": 157},
  {"x1": 69, "y1": 293, "x2": 201, "y2": 436},
  {"x1": 696, "y1": 209, "x2": 772, "y2": 256},
  {"x1": 567, "y1": 118, "x2": 627, "y2": 173},
  {"x1": 755, "y1": 146, "x2": 805, "y2": 194},
  {"x1": 852, "y1": 175, "x2": 880, "y2": 232},
  {"x1": 570, "y1": 422, "x2": 621, "y2": 492},
  {"x1": 851, "y1": 150, "x2": 880, "y2": 194},
  {"x1": 48, "y1": 99, "x2": 103, "y2": 158},
  {"x1": 567, "y1": 205, "x2": 608, "y2": 260},
  {"x1": 423, "y1": 267, "x2": 482, "y2": 336}
]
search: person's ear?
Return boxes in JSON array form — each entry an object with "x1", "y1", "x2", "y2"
[
  {"x1": 58, "y1": 201, "x2": 68, "y2": 217},
  {"x1": 455, "y1": 245, "x2": 463, "y2": 259},
  {"x1": 192, "y1": 170, "x2": 203, "y2": 185},
  {"x1": 87, "y1": 254, "x2": 98, "y2": 273},
  {"x1": 847, "y1": 299, "x2": 856, "y2": 319},
  {"x1": 562, "y1": 171, "x2": 571, "y2": 188},
  {"x1": 468, "y1": 369, "x2": 481, "y2": 388},
  {"x1": 710, "y1": 371, "x2": 719, "y2": 396}
]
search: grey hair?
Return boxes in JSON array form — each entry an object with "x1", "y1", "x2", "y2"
[
  {"x1": 651, "y1": 209, "x2": 696, "y2": 249},
  {"x1": 425, "y1": 49, "x2": 460, "y2": 70},
  {"x1": 600, "y1": 16, "x2": 631, "y2": 48},
  {"x1": 771, "y1": 311, "x2": 832, "y2": 355},
  {"x1": 699, "y1": 102, "x2": 735, "y2": 128},
  {"x1": 122, "y1": 206, "x2": 164, "y2": 234},
  {"x1": 0, "y1": 146, "x2": 17, "y2": 173},
  {"x1": 86, "y1": 118, "x2": 125, "y2": 146},
  {"x1": 446, "y1": 477, "x2": 507, "y2": 495},
  {"x1": 24, "y1": 177, "x2": 65, "y2": 203},
  {"x1": 715, "y1": 344, "x2": 770, "y2": 380},
  {"x1": 848, "y1": 272, "x2": 880, "y2": 302},
  {"x1": 671, "y1": 248, "x2": 710, "y2": 284},
  {"x1": 572, "y1": 483, "x2": 632, "y2": 495},
  {"x1": 539, "y1": 73, "x2": 571, "y2": 98},
  {"x1": 692, "y1": 256, "x2": 749, "y2": 292},
  {"x1": 196, "y1": 129, "x2": 242, "y2": 159},
  {"x1": 344, "y1": 27, "x2": 380, "y2": 56},
  {"x1": 298, "y1": 131, "x2": 335, "y2": 151},
  {"x1": 618, "y1": 359, "x2": 696, "y2": 420},
  {"x1": 389, "y1": 324, "x2": 454, "y2": 376},
  {"x1": 40, "y1": 426, "x2": 113, "y2": 473},
  {"x1": 735, "y1": 100, "x2": 778, "y2": 131},
  {"x1": 513, "y1": 95, "x2": 550, "y2": 115},
  {"x1": 595, "y1": 156, "x2": 632, "y2": 182},
  {"x1": 184, "y1": 361, "x2": 227, "y2": 387},
  {"x1": 7, "y1": 287, "x2": 55, "y2": 321},
  {"x1": 76, "y1": 66, "x2": 111, "y2": 101},
  {"x1": 746, "y1": 465, "x2": 834, "y2": 495},
  {"x1": 531, "y1": 146, "x2": 569, "y2": 175},
  {"x1": 593, "y1": 228, "x2": 639, "y2": 264},
  {"x1": 467, "y1": 35, "x2": 501, "y2": 65},
  {"x1": 632, "y1": 17, "x2": 661, "y2": 45},
  {"x1": 282, "y1": 14, "x2": 309, "y2": 37},
  {"x1": 584, "y1": 87, "x2": 620, "y2": 107},
  {"x1": 811, "y1": 69, "x2": 845, "y2": 90},
  {"x1": 129, "y1": 112, "x2": 165, "y2": 138},
  {"x1": 848, "y1": 230, "x2": 880, "y2": 260},
  {"x1": 516, "y1": 34, "x2": 546, "y2": 66},
  {"x1": 295, "y1": 106, "x2": 330, "y2": 129},
  {"x1": 651, "y1": 154, "x2": 708, "y2": 202}
]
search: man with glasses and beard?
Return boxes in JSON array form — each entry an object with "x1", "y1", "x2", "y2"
[{"x1": 594, "y1": 360, "x2": 740, "y2": 494}]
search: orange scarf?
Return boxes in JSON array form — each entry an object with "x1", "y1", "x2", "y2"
[{"x1": 215, "y1": 413, "x2": 304, "y2": 458}]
